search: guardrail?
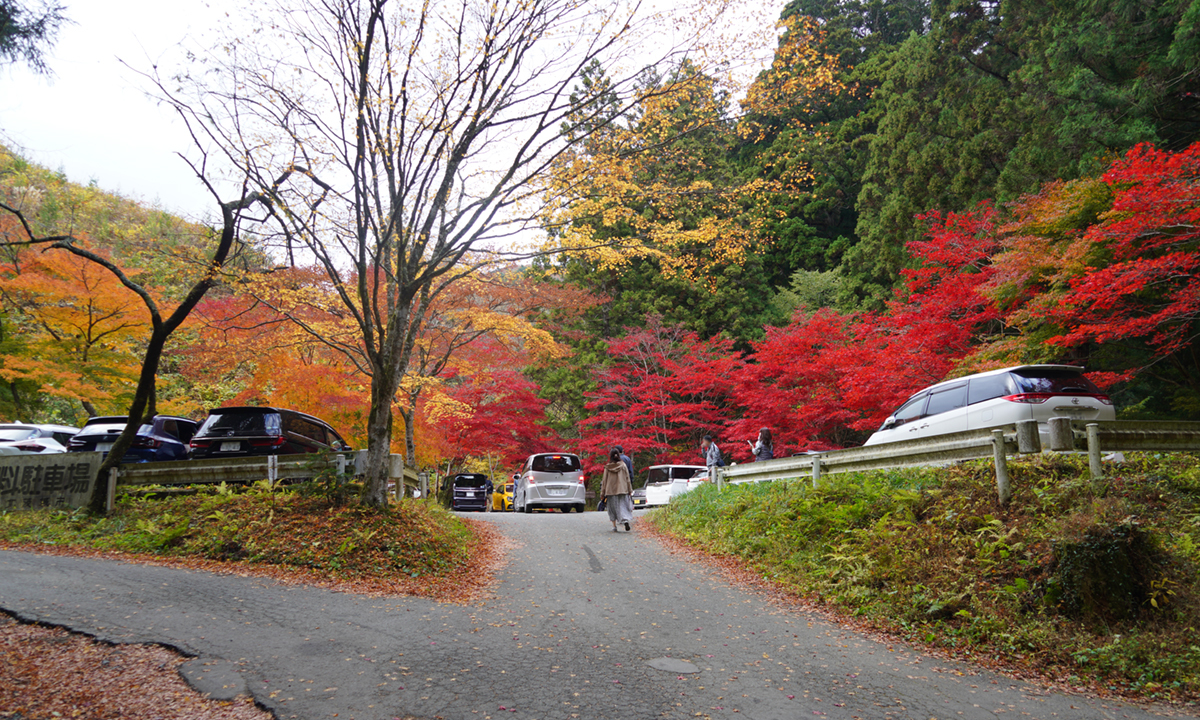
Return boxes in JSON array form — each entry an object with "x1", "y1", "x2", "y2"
[
  {"x1": 114, "y1": 451, "x2": 413, "y2": 487},
  {"x1": 716, "y1": 419, "x2": 1200, "y2": 506},
  {"x1": 106, "y1": 451, "x2": 419, "y2": 511}
]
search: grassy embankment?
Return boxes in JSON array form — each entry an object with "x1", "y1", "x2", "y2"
[
  {"x1": 651, "y1": 452, "x2": 1200, "y2": 702},
  {"x1": 0, "y1": 481, "x2": 488, "y2": 600}
]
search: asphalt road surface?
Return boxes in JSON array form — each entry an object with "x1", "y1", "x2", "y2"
[{"x1": 0, "y1": 511, "x2": 1186, "y2": 720}]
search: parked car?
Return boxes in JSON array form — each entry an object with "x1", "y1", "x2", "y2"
[
  {"x1": 0, "y1": 423, "x2": 79, "y2": 454},
  {"x1": 865, "y1": 365, "x2": 1115, "y2": 446},
  {"x1": 632, "y1": 483, "x2": 647, "y2": 509},
  {"x1": 450, "y1": 473, "x2": 492, "y2": 512},
  {"x1": 68, "y1": 415, "x2": 199, "y2": 462},
  {"x1": 641, "y1": 464, "x2": 707, "y2": 507},
  {"x1": 188, "y1": 406, "x2": 350, "y2": 459},
  {"x1": 513, "y1": 452, "x2": 586, "y2": 514},
  {"x1": 492, "y1": 479, "x2": 515, "y2": 511}
]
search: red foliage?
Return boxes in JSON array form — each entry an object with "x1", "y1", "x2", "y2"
[
  {"x1": 580, "y1": 316, "x2": 742, "y2": 472},
  {"x1": 437, "y1": 356, "x2": 556, "y2": 469},
  {"x1": 1050, "y1": 142, "x2": 1200, "y2": 355},
  {"x1": 729, "y1": 205, "x2": 1001, "y2": 454}
]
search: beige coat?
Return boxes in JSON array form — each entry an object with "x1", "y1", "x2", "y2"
[{"x1": 599, "y1": 461, "x2": 632, "y2": 498}]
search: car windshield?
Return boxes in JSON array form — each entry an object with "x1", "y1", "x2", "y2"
[
  {"x1": 1012, "y1": 368, "x2": 1102, "y2": 395},
  {"x1": 0, "y1": 427, "x2": 36, "y2": 442},
  {"x1": 531, "y1": 454, "x2": 580, "y2": 473},
  {"x1": 454, "y1": 475, "x2": 489, "y2": 488},
  {"x1": 198, "y1": 411, "x2": 282, "y2": 437}
]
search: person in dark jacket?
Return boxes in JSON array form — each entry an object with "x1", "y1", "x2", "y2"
[
  {"x1": 748, "y1": 427, "x2": 773, "y2": 461},
  {"x1": 616, "y1": 444, "x2": 633, "y2": 478}
]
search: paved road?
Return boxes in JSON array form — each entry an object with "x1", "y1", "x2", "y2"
[{"x1": 0, "y1": 512, "x2": 1184, "y2": 720}]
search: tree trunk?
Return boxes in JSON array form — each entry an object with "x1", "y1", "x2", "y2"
[
  {"x1": 87, "y1": 330, "x2": 166, "y2": 513},
  {"x1": 361, "y1": 365, "x2": 399, "y2": 506}
]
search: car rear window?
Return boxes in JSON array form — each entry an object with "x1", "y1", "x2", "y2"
[
  {"x1": 1011, "y1": 368, "x2": 1102, "y2": 394},
  {"x1": 454, "y1": 475, "x2": 489, "y2": 488},
  {"x1": 76, "y1": 423, "x2": 128, "y2": 437},
  {"x1": 0, "y1": 428, "x2": 37, "y2": 442},
  {"x1": 198, "y1": 411, "x2": 282, "y2": 437},
  {"x1": 531, "y1": 454, "x2": 580, "y2": 473}
]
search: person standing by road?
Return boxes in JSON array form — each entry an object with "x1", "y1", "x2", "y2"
[
  {"x1": 748, "y1": 427, "x2": 773, "y2": 461},
  {"x1": 600, "y1": 447, "x2": 634, "y2": 532},
  {"x1": 616, "y1": 445, "x2": 634, "y2": 479},
  {"x1": 700, "y1": 435, "x2": 722, "y2": 477}
]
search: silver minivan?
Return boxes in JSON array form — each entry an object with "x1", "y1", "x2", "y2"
[
  {"x1": 513, "y1": 452, "x2": 586, "y2": 514},
  {"x1": 865, "y1": 365, "x2": 1115, "y2": 446}
]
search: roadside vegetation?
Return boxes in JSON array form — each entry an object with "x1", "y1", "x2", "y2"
[
  {"x1": 651, "y1": 453, "x2": 1200, "y2": 702},
  {"x1": 0, "y1": 482, "x2": 491, "y2": 600}
]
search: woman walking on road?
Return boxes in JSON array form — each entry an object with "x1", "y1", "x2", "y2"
[{"x1": 600, "y1": 447, "x2": 634, "y2": 532}]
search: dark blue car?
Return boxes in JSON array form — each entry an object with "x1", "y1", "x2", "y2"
[{"x1": 68, "y1": 415, "x2": 199, "y2": 463}]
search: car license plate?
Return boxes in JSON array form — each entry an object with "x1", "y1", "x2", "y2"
[
  {"x1": 548, "y1": 489, "x2": 566, "y2": 496},
  {"x1": 220, "y1": 441, "x2": 241, "y2": 452},
  {"x1": 96, "y1": 443, "x2": 113, "y2": 452},
  {"x1": 465, "y1": 491, "x2": 475, "y2": 497},
  {"x1": 634, "y1": 498, "x2": 645, "y2": 505}
]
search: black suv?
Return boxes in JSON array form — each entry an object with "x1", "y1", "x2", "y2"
[
  {"x1": 69, "y1": 415, "x2": 199, "y2": 462},
  {"x1": 188, "y1": 407, "x2": 350, "y2": 459},
  {"x1": 450, "y1": 473, "x2": 492, "y2": 512}
]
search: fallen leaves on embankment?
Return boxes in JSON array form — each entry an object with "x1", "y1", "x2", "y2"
[{"x1": 0, "y1": 487, "x2": 505, "y2": 603}]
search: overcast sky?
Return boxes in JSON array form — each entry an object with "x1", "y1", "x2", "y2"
[
  {"x1": 0, "y1": 1, "x2": 231, "y2": 220},
  {"x1": 1, "y1": 0, "x2": 784, "y2": 225}
]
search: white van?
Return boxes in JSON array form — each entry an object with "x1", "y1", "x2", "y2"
[
  {"x1": 513, "y1": 452, "x2": 586, "y2": 514},
  {"x1": 865, "y1": 365, "x2": 1115, "y2": 446},
  {"x1": 641, "y1": 464, "x2": 707, "y2": 507}
]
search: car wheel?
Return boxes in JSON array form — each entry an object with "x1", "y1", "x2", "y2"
[
  {"x1": 575, "y1": 503, "x2": 585, "y2": 514},
  {"x1": 524, "y1": 501, "x2": 533, "y2": 514}
]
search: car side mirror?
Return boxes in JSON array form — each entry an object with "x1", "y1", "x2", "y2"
[{"x1": 882, "y1": 415, "x2": 897, "y2": 430}]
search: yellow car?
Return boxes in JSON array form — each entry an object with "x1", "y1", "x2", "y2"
[{"x1": 492, "y1": 481, "x2": 515, "y2": 512}]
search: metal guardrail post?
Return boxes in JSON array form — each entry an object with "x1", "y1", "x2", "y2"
[
  {"x1": 811, "y1": 456, "x2": 822, "y2": 486},
  {"x1": 712, "y1": 466, "x2": 723, "y2": 491},
  {"x1": 1086, "y1": 423, "x2": 1103, "y2": 481},
  {"x1": 1048, "y1": 417, "x2": 1074, "y2": 451},
  {"x1": 991, "y1": 429, "x2": 1011, "y2": 506}
]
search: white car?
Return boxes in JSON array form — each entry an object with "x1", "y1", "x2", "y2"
[
  {"x1": 640, "y1": 464, "x2": 707, "y2": 507},
  {"x1": 865, "y1": 365, "x2": 1115, "y2": 446},
  {"x1": 514, "y1": 452, "x2": 587, "y2": 514},
  {"x1": 0, "y1": 423, "x2": 80, "y2": 454}
]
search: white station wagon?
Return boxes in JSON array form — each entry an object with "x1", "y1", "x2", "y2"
[{"x1": 865, "y1": 365, "x2": 1115, "y2": 446}]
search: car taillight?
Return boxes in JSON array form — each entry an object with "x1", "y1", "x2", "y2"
[
  {"x1": 1097, "y1": 395, "x2": 1114, "y2": 405},
  {"x1": 1002, "y1": 393, "x2": 1053, "y2": 404},
  {"x1": 190, "y1": 440, "x2": 211, "y2": 449},
  {"x1": 528, "y1": 477, "x2": 535, "y2": 485},
  {"x1": 13, "y1": 443, "x2": 44, "y2": 452},
  {"x1": 250, "y1": 437, "x2": 286, "y2": 447},
  {"x1": 578, "y1": 475, "x2": 586, "y2": 485},
  {"x1": 132, "y1": 437, "x2": 161, "y2": 449}
]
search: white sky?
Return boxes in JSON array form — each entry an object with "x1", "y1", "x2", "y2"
[{"x1": 0, "y1": 0, "x2": 785, "y2": 225}]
